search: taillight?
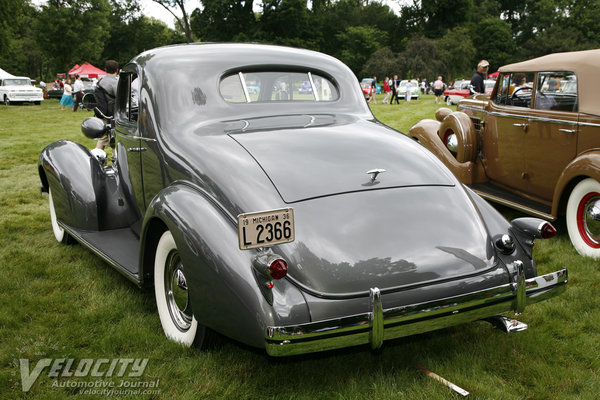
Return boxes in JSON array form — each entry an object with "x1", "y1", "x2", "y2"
[
  {"x1": 540, "y1": 222, "x2": 557, "y2": 239},
  {"x1": 252, "y1": 249, "x2": 288, "y2": 289},
  {"x1": 268, "y1": 259, "x2": 287, "y2": 280}
]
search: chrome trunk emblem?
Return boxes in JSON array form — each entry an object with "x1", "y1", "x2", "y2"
[
  {"x1": 366, "y1": 168, "x2": 386, "y2": 182},
  {"x1": 363, "y1": 169, "x2": 386, "y2": 186}
]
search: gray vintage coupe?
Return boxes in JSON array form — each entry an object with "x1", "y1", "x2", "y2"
[{"x1": 38, "y1": 43, "x2": 567, "y2": 357}]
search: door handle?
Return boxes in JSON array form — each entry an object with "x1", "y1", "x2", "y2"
[
  {"x1": 512, "y1": 123, "x2": 528, "y2": 132},
  {"x1": 559, "y1": 128, "x2": 576, "y2": 134},
  {"x1": 127, "y1": 147, "x2": 147, "y2": 152}
]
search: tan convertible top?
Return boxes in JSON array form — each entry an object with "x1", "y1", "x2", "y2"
[{"x1": 498, "y1": 49, "x2": 600, "y2": 115}]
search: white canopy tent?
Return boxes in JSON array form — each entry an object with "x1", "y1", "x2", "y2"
[{"x1": 0, "y1": 67, "x2": 16, "y2": 79}]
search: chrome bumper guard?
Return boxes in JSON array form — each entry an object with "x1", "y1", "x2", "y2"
[{"x1": 265, "y1": 268, "x2": 567, "y2": 356}]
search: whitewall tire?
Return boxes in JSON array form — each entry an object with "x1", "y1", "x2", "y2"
[
  {"x1": 566, "y1": 178, "x2": 600, "y2": 258},
  {"x1": 154, "y1": 230, "x2": 202, "y2": 346},
  {"x1": 49, "y1": 188, "x2": 73, "y2": 244}
]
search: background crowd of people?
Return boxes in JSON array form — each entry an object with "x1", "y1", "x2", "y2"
[{"x1": 366, "y1": 59, "x2": 492, "y2": 105}]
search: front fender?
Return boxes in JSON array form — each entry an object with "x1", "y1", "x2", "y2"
[
  {"x1": 39, "y1": 140, "x2": 104, "y2": 230},
  {"x1": 553, "y1": 151, "x2": 600, "y2": 217},
  {"x1": 141, "y1": 182, "x2": 310, "y2": 349},
  {"x1": 39, "y1": 140, "x2": 138, "y2": 231}
]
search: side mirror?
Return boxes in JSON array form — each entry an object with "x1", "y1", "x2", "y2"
[{"x1": 81, "y1": 117, "x2": 109, "y2": 139}]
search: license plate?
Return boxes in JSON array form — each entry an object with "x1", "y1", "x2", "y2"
[{"x1": 238, "y1": 208, "x2": 295, "y2": 250}]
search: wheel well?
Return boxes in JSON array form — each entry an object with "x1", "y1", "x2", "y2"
[
  {"x1": 558, "y1": 176, "x2": 587, "y2": 217},
  {"x1": 39, "y1": 166, "x2": 49, "y2": 193},
  {"x1": 141, "y1": 218, "x2": 168, "y2": 287}
]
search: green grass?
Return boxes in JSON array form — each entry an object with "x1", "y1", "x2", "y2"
[{"x1": 0, "y1": 97, "x2": 598, "y2": 399}]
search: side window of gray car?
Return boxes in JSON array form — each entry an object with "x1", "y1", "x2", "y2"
[
  {"x1": 535, "y1": 72, "x2": 577, "y2": 112},
  {"x1": 116, "y1": 72, "x2": 139, "y2": 123}
]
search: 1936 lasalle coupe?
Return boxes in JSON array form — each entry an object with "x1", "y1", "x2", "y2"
[{"x1": 38, "y1": 44, "x2": 567, "y2": 356}]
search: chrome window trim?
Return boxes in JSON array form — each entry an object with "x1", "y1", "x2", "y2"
[
  {"x1": 307, "y1": 72, "x2": 319, "y2": 102},
  {"x1": 238, "y1": 72, "x2": 250, "y2": 103}
]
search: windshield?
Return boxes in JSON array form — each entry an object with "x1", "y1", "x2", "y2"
[
  {"x1": 220, "y1": 71, "x2": 338, "y2": 103},
  {"x1": 3, "y1": 79, "x2": 31, "y2": 86}
]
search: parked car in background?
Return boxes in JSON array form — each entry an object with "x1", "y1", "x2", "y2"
[
  {"x1": 0, "y1": 77, "x2": 43, "y2": 105},
  {"x1": 398, "y1": 79, "x2": 420, "y2": 100},
  {"x1": 409, "y1": 49, "x2": 600, "y2": 258},
  {"x1": 39, "y1": 43, "x2": 566, "y2": 357},
  {"x1": 444, "y1": 79, "x2": 495, "y2": 105},
  {"x1": 360, "y1": 81, "x2": 372, "y2": 99},
  {"x1": 361, "y1": 78, "x2": 381, "y2": 94},
  {"x1": 443, "y1": 80, "x2": 470, "y2": 105}
]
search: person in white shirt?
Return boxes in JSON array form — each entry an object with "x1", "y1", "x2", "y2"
[
  {"x1": 72, "y1": 75, "x2": 85, "y2": 111},
  {"x1": 60, "y1": 79, "x2": 74, "y2": 110}
]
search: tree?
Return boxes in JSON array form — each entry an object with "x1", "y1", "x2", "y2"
[
  {"x1": 0, "y1": 0, "x2": 28, "y2": 55},
  {"x1": 436, "y1": 27, "x2": 476, "y2": 81},
  {"x1": 34, "y1": 0, "x2": 111, "y2": 75},
  {"x1": 471, "y1": 17, "x2": 517, "y2": 70},
  {"x1": 396, "y1": 36, "x2": 444, "y2": 80},
  {"x1": 151, "y1": 0, "x2": 196, "y2": 42},
  {"x1": 259, "y1": 0, "x2": 315, "y2": 48},
  {"x1": 361, "y1": 47, "x2": 399, "y2": 79},
  {"x1": 335, "y1": 26, "x2": 388, "y2": 76},
  {"x1": 421, "y1": 0, "x2": 474, "y2": 39},
  {"x1": 191, "y1": 0, "x2": 256, "y2": 42}
]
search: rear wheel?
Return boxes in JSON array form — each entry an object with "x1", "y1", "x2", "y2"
[
  {"x1": 446, "y1": 96, "x2": 452, "y2": 105},
  {"x1": 566, "y1": 178, "x2": 600, "y2": 258},
  {"x1": 4, "y1": 96, "x2": 10, "y2": 106},
  {"x1": 48, "y1": 188, "x2": 74, "y2": 244},
  {"x1": 154, "y1": 230, "x2": 214, "y2": 347}
]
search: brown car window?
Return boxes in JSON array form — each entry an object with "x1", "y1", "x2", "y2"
[
  {"x1": 534, "y1": 72, "x2": 577, "y2": 112},
  {"x1": 494, "y1": 72, "x2": 534, "y2": 108}
]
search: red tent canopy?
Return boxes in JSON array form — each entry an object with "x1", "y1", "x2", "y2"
[
  {"x1": 68, "y1": 64, "x2": 80, "y2": 74},
  {"x1": 68, "y1": 62, "x2": 106, "y2": 79},
  {"x1": 488, "y1": 71, "x2": 499, "y2": 79}
]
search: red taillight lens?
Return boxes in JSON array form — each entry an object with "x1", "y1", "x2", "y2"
[
  {"x1": 540, "y1": 222, "x2": 557, "y2": 239},
  {"x1": 269, "y1": 259, "x2": 287, "y2": 280}
]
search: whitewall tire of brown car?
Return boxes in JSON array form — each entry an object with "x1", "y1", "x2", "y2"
[{"x1": 566, "y1": 178, "x2": 600, "y2": 258}]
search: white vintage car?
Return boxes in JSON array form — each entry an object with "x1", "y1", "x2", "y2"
[{"x1": 0, "y1": 77, "x2": 43, "y2": 105}]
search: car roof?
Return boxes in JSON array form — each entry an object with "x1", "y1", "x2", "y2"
[
  {"x1": 498, "y1": 49, "x2": 600, "y2": 114},
  {"x1": 126, "y1": 43, "x2": 371, "y2": 130}
]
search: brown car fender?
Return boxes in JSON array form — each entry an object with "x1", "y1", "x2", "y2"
[
  {"x1": 409, "y1": 112, "x2": 483, "y2": 184},
  {"x1": 438, "y1": 111, "x2": 477, "y2": 163},
  {"x1": 552, "y1": 151, "x2": 600, "y2": 217}
]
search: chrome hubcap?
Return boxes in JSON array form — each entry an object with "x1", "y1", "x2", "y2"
[
  {"x1": 164, "y1": 250, "x2": 192, "y2": 331},
  {"x1": 582, "y1": 197, "x2": 600, "y2": 245},
  {"x1": 445, "y1": 132, "x2": 458, "y2": 153}
]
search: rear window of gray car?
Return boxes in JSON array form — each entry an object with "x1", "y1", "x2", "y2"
[{"x1": 220, "y1": 71, "x2": 339, "y2": 103}]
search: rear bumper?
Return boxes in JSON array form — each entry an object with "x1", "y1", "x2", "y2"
[{"x1": 265, "y1": 268, "x2": 567, "y2": 356}]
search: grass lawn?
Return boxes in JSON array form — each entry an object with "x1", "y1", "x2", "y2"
[{"x1": 0, "y1": 97, "x2": 598, "y2": 399}]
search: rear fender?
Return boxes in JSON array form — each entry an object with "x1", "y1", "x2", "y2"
[
  {"x1": 38, "y1": 140, "x2": 138, "y2": 231},
  {"x1": 553, "y1": 151, "x2": 600, "y2": 217},
  {"x1": 141, "y1": 182, "x2": 310, "y2": 349}
]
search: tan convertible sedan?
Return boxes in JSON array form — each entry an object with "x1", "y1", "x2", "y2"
[{"x1": 409, "y1": 49, "x2": 600, "y2": 258}]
